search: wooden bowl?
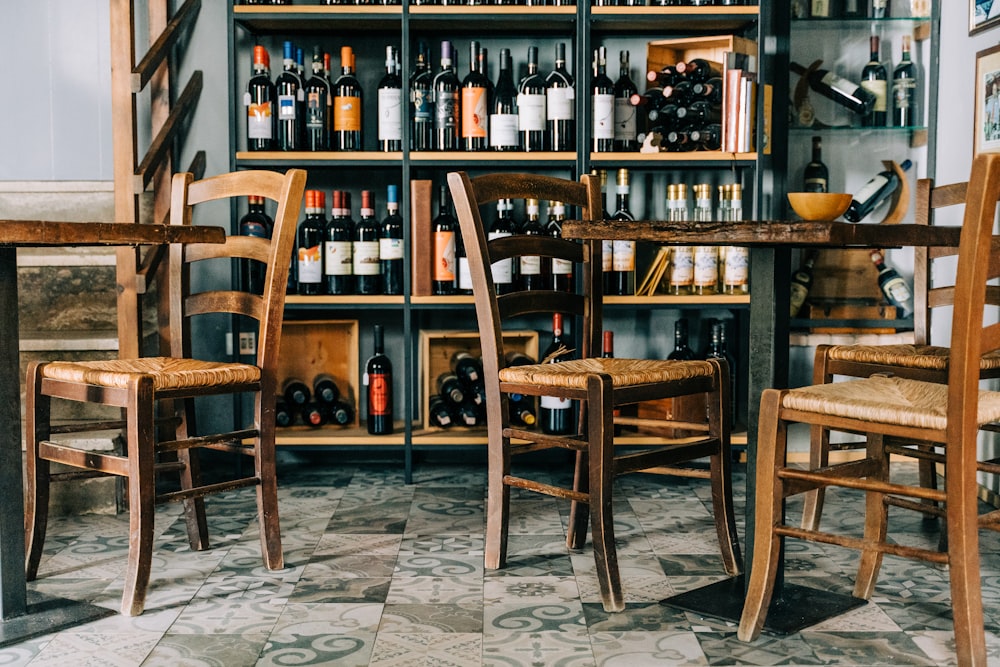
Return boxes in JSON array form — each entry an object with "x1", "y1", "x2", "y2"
[{"x1": 787, "y1": 192, "x2": 853, "y2": 221}]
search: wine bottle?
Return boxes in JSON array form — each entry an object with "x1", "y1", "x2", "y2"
[
  {"x1": 488, "y1": 199, "x2": 516, "y2": 295},
  {"x1": 433, "y1": 41, "x2": 461, "y2": 151},
  {"x1": 451, "y1": 350, "x2": 483, "y2": 387},
  {"x1": 380, "y1": 184, "x2": 404, "y2": 295},
  {"x1": 803, "y1": 136, "x2": 829, "y2": 193},
  {"x1": 509, "y1": 396, "x2": 537, "y2": 428},
  {"x1": 892, "y1": 35, "x2": 917, "y2": 128},
  {"x1": 377, "y1": 45, "x2": 403, "y2": 152},
  {"x1": 602, "y1": 329, "x2": 622, "y2": 436},
  {"x1": 239, "y1": 195, "x2": 273, "y2": 295},
  {"x1": 691, "y1": 77, "x2": 723, "y2": 106},
  {"x1": 297, "y1": 189, "x2": 326, "y2": 295},
  {"x1": 301, "y1": 402, "x2": 327, "y2": 428},
  {"x1": 861, "y1": 35, "x2": 888, "y2": 128},
  {"x1": 613, "y1": 50, "x2": 639, "y2": 151},
  {"x1": 275, "y1": 399, "x2": 295, "y2": 428},
  {"x1": 432, "y1": 184, "x2": 457, "y2": 295},
  {"x1": 692, "y1": 184, "x2": 718, "y2": 296},
  {"x1": 842, "y1": 0, "x2": 864, "y2": 16},
  {"x1": 546, "y1": 201, "x2": 574, "y2": 292},
  {"x1": 461, "y1": 41, "x2": 491, "y2": 152},
  {"x1": 871, "y1": 250, "x2": 913, "y2": 316},
  {"x1": 871, "y1": 0, "x2": 889, "y2": 18},
  {"x1": 428, "y1": 395, "x2": 455, "y2": 428},
  {"x1": 844, "y1": 159, "x2": 912, "y2": 223},
  {"x1": 809, "y1": 0, "x2": 839, "y2": 18},
  {"x1": 677, "y1": 100, "x2": 720, "y2": 126},
  {"x1": 665, "y1": 318, "x2": 701, "y2": 437},
  {"x1": 546, "y1": 43, "x2": 575, "y2": 152},
  {"x1": 591, "y1": 46, "x2": 615, "y2": 153},
  {"x1": 490, "y1": 48, "x2": 519, "y2": 152},
  {"x1": 327, "y1": 400, "x2": 355, "y2": 427},
  {"x1": 505, "y1": 350, "x2": 536, "y2": 367},
  {"x1": 518, "y1": 45, "x2": 547, "y2": 152},
  {"x1": 282, "y1": 377, "x2": 311, "y2": 407},
  {"x1": 313, "y1": 373, "x2": 340, "y2": 404},
  {"x1": 305, "y1": 45, "x2": 330, "y2": 151},
  {"x1": 245, "y1": 45, "x2": 275, "y2": 151},
  {"x1": 704, "y1": 320, "x2": 736, "y2": 424},
  {"x1": 436, "y1": 371, "x2": 466, "y2": 407},
  {"x1": 333, "y1": 46, "x2": 363, "y2": 150},
  {"x1": 664, "y1": 130, "x2": 698, "y2": 153},
  {"x1": 662, "y1": 80, "x2": 694, "y2": 107},
  {"x1": 668, "y1": 319, "x2": 696, "y2": 361},
  {"x1": 790, "y1": 61, "x2": 875, "y2": 116},
  {"x1": 610, "y1": 169, "x2": 636, "y2": 296},
  {"x1": 540, "y1": 313, "x2": 574, "y2": 435},
  {"x1": 365, "y1": 324, "x2": 394, "y2": 435},
  {"x1": 646, "y1": 65, "x2": 679, "y2": 88},
  {"x1": 276, "y1": 41, "x2": 304, "y2": 151},
  {"x1": 677, "y1": 58, "x2": 721, "y2": 84},
  {"x1": 519, "y1": 198, "x2": 546, "y2": 291},
  {"x1": 789, "y1": 249, "x2": 818, "y2": 317},
  {"x1": 353, "y1": 190, "x2": 382, "y2": 295},
  {"x1": 453, "y1": 401, "x2": 480, "y2": 427},
  {"x1": 324, "y1": 189, "x2": 355, "y2": 295},
  {"x1": 410, "y1": 42, "x2": 435, "y2": 151},
  {"x1": 455, "y1": 226, "x2": 473, "y2": 295}
]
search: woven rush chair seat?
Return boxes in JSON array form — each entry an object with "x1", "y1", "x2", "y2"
[
  {"x1": 499, "y1": 357, "x2": 717, "y2": 389},
  {"x1": 39, "y1": 358, "x2": 261, "y2": 390},
  {"x1": 781, "y1": 375, "x2": 1000, "y2": 430},
  {"x1": 824, "y1": 344, "x2": 1000, "y2": 372}
]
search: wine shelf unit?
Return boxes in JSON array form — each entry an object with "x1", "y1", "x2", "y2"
[{"x1": 227, "y1": 1, "x2": 781, "y2": 478}]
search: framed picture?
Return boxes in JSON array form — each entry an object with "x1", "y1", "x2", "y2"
[
  {"x1": 975, "y1": 44, "x2": 1000, "y2": 155},
  {"x1": 972, "y1": 0, "x2": 1000, "y2": 35}
]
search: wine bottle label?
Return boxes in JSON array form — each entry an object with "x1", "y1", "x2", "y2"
[
  {"x1": 614, "y1": 98, "x2": 637, "y2": 141},
  {"x1": 552, "y1": 257, "x2": 573, "y2": 275},
  {"x1": 883, "y1": 276, "x2": 912, "y2": 307},
  {"x1": 693, "y1": 246, "x2": 719, "y2": 286},
  {"x1": 810, "y1": 0, "x2": 830, "y2": 16},
  {"x1": 241, "y1": 220, "x2": 268, "y2": 239},
  {"x1": 546, "y1": 87, "x2": 575, "y2": 120},
  {"x1": 379, "y1": 237, "x2": 404, "y2": 260},
  {"x1": 435, "y1": 92, "x2": 460, "y2": 130},
  {"x1": 324, "y1": 240, "x2": 353, "y2": 276},
  {"x1": 378, "y1": 88, "x2": 403, "y2": 141},
  {"x1": 804, "y1": 177, "x2": 828, "y2": 193},
  {"x1": 247, "y1": 102, "x2": 273, "y2": 139},
  {"x1": 520, "y1": 255, "x2": 541, "y2": 275},
  {"x1": 297, "y1": 244, "x2": 322, "y2": 283},
  {"x1": 723, "y1": 246, "x2": 749, "y2": 286},
  {"x1": 517, "y1": 93, "x2": 546, "y2": 131},
  {"x1": 893, "y1": 79, "x2": 916, "y2": 112},
  {"x1": 789, "y1": 282, "x2": 808, "y2": 316},
  {"x1": 612, "y1": 240, "x2": 635, "y2": 272},
  {"x1": 861, "y1": 79, "x2": 888, "y2": 113},
  {"x1": 458, "y1": 256, "x2": 473, "y2": 290},
  {"x1": 853, "y1": 174, "x2": 890, "y2": 206},
  {"x1": 354, "y1": 241, "x2": 382, "y2": 276},
  {"x1": 489, "y1": 114, "x2": 519, "y2": 147},
  {"x1": 412, "y1": 88, "x2": 433, "y2": 122},
  {"x1": 540, "y1": 395, "x2": 572, "y2": 409},
  {"x1": 368, "y1": 373, "x2": 391, "y2": 416},
  {"x1": 306, "y1": 92, "x2": 325, "y2": 129},
  {"x1": 334, "y1": 96, "x2": 362, "y2": 131},
  {"x1": 602, "y1": 240, "x2": 613, "y2": 272},
  {"x1": 593, "y1": 93, "x2": 615, "y2": 139},
  {"x1": 819, "y1": 72, "x2": 862, "y2": 106},
  {"x1": 488, "y1": 230, "x2": 513, "y2": 283},
  {"x1": 278, "y1": 94, "x2": 297, "y2": 120},
  {"x1": 433, "y1": 231, "x2": 456, "y2": 281},
  {"x1": 670, "y1": 246, "x2": 695, "y2": 286},
  {"x1": 461, "y1": 88, "x2": 489, "y2": 139}
]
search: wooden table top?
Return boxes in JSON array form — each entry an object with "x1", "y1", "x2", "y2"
[
  {"x1": 560, "y1": 219, "x2": 963, "y2": 248},
  {"x1": 0, "y1": 220, "x2": 226, "y2": 247}
]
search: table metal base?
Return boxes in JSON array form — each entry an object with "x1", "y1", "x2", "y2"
[
  {"x1": 661, "y1": 576, "x2": 866, "y2": 635},
  {"x1": 0, "y1": 591, "x2": 114, "y2": 648}
]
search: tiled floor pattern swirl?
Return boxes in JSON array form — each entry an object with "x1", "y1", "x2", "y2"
[{"x1": 3, "y1": 455, "x2": 999, "y2": 666}]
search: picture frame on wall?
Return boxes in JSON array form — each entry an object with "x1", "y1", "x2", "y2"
[
  {"x1": 975, "y1": 44, "x2": 1000, "y2": 155},
  {"x1": 972, "y1": 0, "x2": 1000, "y2": 35}
]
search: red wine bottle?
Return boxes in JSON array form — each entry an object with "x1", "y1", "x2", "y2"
[
  {"x1": 790, "y1": 60, "x2": 875, "y2": 116},
  {"x1": 490, "y1": 48, "x2": 519, "y2": 152},
  {"x1": 433, "y1": 41, "x2": 461, "y2": 151},
  {"x1": 546, "y1": 201, "x2": 573, "y2": 292},
  {"x1": 610, "y1": 169, "x2": 636, "y2": 296},
  {"x1": 245, "y1": 45, "x2": 275, "y2": 151},
  {"x1": 333, "y1": 46, "x2": 363, "y2": 151},
  {"x1": 313, "y1": 373, "x2": 340, "y2": 404},
  {"x1": 327, "y1": 400, "x2": 355, "y2": 426},
  {"x1": 676, "y1": 58, "x2": 721, "y2": 84},
  {"x1": 276, "y1": 41, "x2": 303, "y2": 151},
  {"x1": 451, "y1": 350, "x2": 482, "y2": 387},
  {"x1": 844, "y1": 159, "x2": 912, "y2": 222},
  {"x1": 461, "y1": 41, "x2": 490, "y2": 152},
  {"x1": 546, "y1": 43, "x2": 575, "y2": 152},
  {"x1": 380, "y1": 184, "x2": 404, "y2": 295},
  {"x1": 239, "y1": 196, "x2": 273, "y2": 295},
  {"x1": 488, "y1": 199, "x2": 516, "y2": 295},
  {"x1": 297, "y1": 189, "x2": 326, "y2": 295},
  {"x1": 613, "y1": 49, "x2": 638, "y2": 151},
  {"x1": 436, "y1": 371, "x2": 466, "y2": 407},
  {"x1": 861, "y1": 35, "x2": 887, "y2": 128},
  {"x1": 428, "y1": 395, "x2": 455, "y2": 428},
  {"x1": 517, "y1": 45, "x2": 547, "y2": 152},
  {"x1": 410, "y1": 41, "x2": 435, "y2": 151},
  {"x1": 275, "y1": 399, "x2": 295, "y2": 428},
  {"x1": 302, "y1": 402, "x2": 327, "y2": 428},
  {"x1": 305, "y1": 45, "x2": 330, "y2": 151},
  {"x1": 282, "y1": 377, "x2": 311, "y2": 407},
  {"x1": 365, "y1": 324, "x2": 394, "y2": 435},
  {"x1": 324, "y1": 189, "x2": 354, "y2": 295},
  {"x1": 892, "y1": 35, "x2": 917, "y2": 128},
  {"x1": 353, "y1": 190, "x2": 382, "y2": 295},
  {"x1": 377, "y1": 45, "x2": 403, "y2": 152},
  {"x1": 518, "y1": 198, "x2": 546, "y2": 291},
  {"x1": 591, "y1": 46, "x2": 615, "y2": 153},
  {"x1": 540, "y1": 313, "x2": 574, "y2": 435},
  {"x1": 803, "y1": 136, "x2": 829, "y2": 193},
  {"x1": 432, "y1": 184, "x2": 457, "y2": 295}
]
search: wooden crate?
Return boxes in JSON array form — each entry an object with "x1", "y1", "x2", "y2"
[
  {"x1": 802, "y1": 301, "x2": 898, "y2": 334},
  {"x1": 419, "y1": 330, "x2": 538, "y2": 430},
  {"x1": 809, "y1": 249, "x2": 883, "y2": 302},
  {"x1": 646, "y1": 34, "x2": 757, "y2": 77},
  {"x1": 277, "y1": 320, "x2": 360, "y2": 426}
]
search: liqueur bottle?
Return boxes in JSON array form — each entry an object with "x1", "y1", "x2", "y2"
[
  {"x1": 245, "y1": 45, "x2": 275, "y2": 151},
  {"x1": 432, "y1": 184, "x2": 457, "y2": 294},
  {"x1": 324, "y1": 190, "x2": 354, "y2": 295},
  {"x1": 380, "y1": 184, "x2": 404, "y2": 295},
  {"x1": 333, "y1": 46, "x2": 363, "y2": 150},
  {"x1": 490, "y1": 48, "x2": 519, "y2": 152},
  {"x1": 305, "y1": 45, "x2": 330, "y2": 151},
  {"x1": 613, "y1": 50, "x2": 639, "y2": 151},
  {"x1": 790, "y1": 61, "x2": 875, "y2": 116},
  {"x1": 297, "y1": 189, "x2": 326, "y2": 295},
  {"x1": 517, "y1": 45, "x2": 547, "y2": 152},
  {"x1": 365, "y1": 324, "x2": 393, "y2": 435},
  {"x1": 860, "y1": 35, "x2": 888, "y2": 128},
  {"x1": 892, "y1": 35, "x2": 917, "y2": 128},
  {"x1": 803, "y1": 136, "x2": 829, "y2": 193},
  {"x1": 461, "y1": 41, "x2": 490, "y2": 152},
  {"x1": 410, "y1": 42, "x2": 435, "y2": 151},
  {"x1": 546, "y1": 43, "x2": 575, "y2": 152},
  {"x1": 692, "y1": 184, "x2": 718, "y2": 296},
  {"x1": 844, "y1": 159, "x2": 912, "y2": 222},
  {"x1": 276, "y1": 41, "x2": 304, "y2": 151},
  {"x1": 433, "y1": 41, "x2": 461, "y2": 151},
  {"x1": 238, "y1": 195, "x2": 273, "y2": 295},
  {"x1": 591, "y1": 46, "x2": 615, "y2": 153},
  {"x1": 667, "y1": 183, "x2": 694, "y2": 296},
  {"x1": 539, "y1": 313, "x2": 574, "y2": 435},
  {"x1": 721, "y1": 184, "x2": 749, "y2": 295},
  {"x1": 353, "y1": 190, "x2": 382, "y2": 295},
  {"x1": 377, "y1": 45, "x2": 403, "y2": 152},
  {"x1": 609, "y1": 169, "x2": 636, "y2": 296}
]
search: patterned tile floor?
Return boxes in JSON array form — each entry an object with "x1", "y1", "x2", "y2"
[{"x1": 4, "y1": 452, "x2": 1000, "y2": 666}]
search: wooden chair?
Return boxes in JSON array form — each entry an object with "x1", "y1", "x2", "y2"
[
  {"x1": 447, "y1": 171, "x2": 741, "y2": 612},
  {"x1": 802, "y1": 176, "x2": 1000, "y2": 531},
  {"x1": 738, "y1": 152, "x2": 1000, "y2": 666},
  {"x1": 24, "y1": 168, "x2": 307, "y2": 616}
]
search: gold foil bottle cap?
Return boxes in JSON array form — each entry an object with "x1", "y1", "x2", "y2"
[
  {"x1": 677, "y1": 183, "x2": 688, "y2": 198},
  {"x1": 617, "y1": 168, "x2": 629, "y2": 186}
]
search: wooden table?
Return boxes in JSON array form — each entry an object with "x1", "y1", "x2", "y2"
[
  {"x1": 560, "y1": 218, "x2": 963, "y2": 633},
  {"x1": 0, "y1": 220, "x2": 225, "y2": 645}
]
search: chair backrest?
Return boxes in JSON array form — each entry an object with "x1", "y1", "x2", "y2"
[
  {"x1": 167, "y1": 169, "x2": 307, "y2": 389},
  {"x1": 447, "y1": 171, "x2": 602, "y2": 402}
]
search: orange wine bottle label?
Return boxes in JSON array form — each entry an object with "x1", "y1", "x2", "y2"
[
  {"x1": 461, "y1": 88, "x2": 488, "y2": 138},
  {"x1": 433, "y1": 230, "x2": 456, "y2": 281},
  {"x1": 334, "y1": 95, "x2": 362, "y2": 131},
  {"x1": 369, "y1": 374, "x2": 390, "y2": 415}
]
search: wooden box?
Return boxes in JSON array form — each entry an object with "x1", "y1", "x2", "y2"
[
  {"x1": 809, "y1": 249, "x2": 884, "y2": 302},
  {"x1": 277, "y1": 319, "x2": 360, "y2": 425},
  {"x1": 419, "y1": 330, "x2": 538, "y2": 430},
  {"x1": 646, "y1": 35, "x2": 757, "y2": 78},
  {"x1": 802, "y1": 301, "x2": 899, "y2": 334}
]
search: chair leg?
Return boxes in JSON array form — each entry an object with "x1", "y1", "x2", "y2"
[
  {"x1": 121, "y1": 379, "x2": 157, "y2": 617},
  {"x1": 738, "y1": 389, "x2": 787, "y2": 642},
  {"x1": 176, "y1": 398, "x2": 209, "y2": 552},
  {"x1": 854, "y1": 434, "x2": 888, "y2": 599},
  {"x1": 255, "y1": 406, "x2": 283, "y2": 570},
  {"x1": 485, "y1": 425, "x2": 511, "y2": 571},
  {"x1": 588, "y1": 375, "x2": 623, "y2": 613},
  {"x1": 800, "y1": 424, "x2": 831, "y2": 531},
  {"x1": 24, "y1": 362, "x2": 51, "y2": 581},
  {"x1": 705, "y1": 361, "x2": 741, "y2": 575},
  {"x1": 566, "y1": 451, "x2": 589, "y2": 550}
]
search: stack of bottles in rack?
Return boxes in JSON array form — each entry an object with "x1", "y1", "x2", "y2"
[
  {"x1": 429, "y1": 351, "x2": 491, "y2": 429},
  {"x1": 632, "y1": 57, "x2": 725, "y2": 153},
  {"x1": 293, "y1": 185, "x2": 404, "y2": 296},
  {"x1": 276, "y1": 374, "x2": 355, "y2": 428}
]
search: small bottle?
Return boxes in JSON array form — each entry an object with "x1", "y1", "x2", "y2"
[
  {"x1": 540, "y1": 313, "x2": 574, "y2": 435},
  {"x1": 454, "y1": 401, "x2": 480, "y2": 428},
  {"x1": 705, "y1": 320, "x2": 736, "y2": 425},
  {"x1": 353, "y1": 190, "x2": 382, "y2": 295},
  {"x1": 610, "y1": 168, "x2": 636, "y2": 296},
  {"x1": 790, "y1": 61, "x2": 875, "y2": 117},
  {"x1": 668, "y1": 319, "x2": 695, "y2": 361},
  {"x1": 721, "y1": 184, "x2": 749, "y2": 295},
  {"x1": 667, "y1": 184, "x2": 694, "y2": 296},
  {"x1": 789, "y1": 249, "x2": 818, "y2": 317},
  {"x1": 803, "y1": 136, "x2": 829, "y2": 193},
  {"x1": 380, "y1": 185, "x2": 404, "y2": 295},
  {"x1": 239, "y1": 195, "x2": 273, "y2": 295},
  {"x1": 302, "y1": 402, "x2": 327, "y2": 428},
  {"x1": 377, "y1": 45, "x2": 403, "y2": 152},
  {"x1": 871, "y1": 250, "x2": 913, "y2": 316},
  {"x1": 313, "y1": 373, "x2": 340, "y2": 404},
  {"x1": 509, "y1": 396, "x2": 537, "y2": 428},
  {"x1": 692, "y1": 184, "x2": 718, "y2": 296},
  {"x1": 245, "y1": 45, "x2": 275, "y2": 151},
  {"x1": 365, "y1": 324, "x2": 393, "y2": 435},
  {"x1": 282, "y1": 377, "x2": 311, "y2": 407},
  {"x1": 333, "y1": 46, "x2": 363, "y2": 150},
  {"x1": 432, "y1": 184, "x2": 457, "y2": 295},
  {"x1": 297, "y1": 189, "x2": 326, "y2": 295},
  {"x1": 519, "y1": 198, "x2": 546, "y2": 291},
  {"x1": 324, "y1": 190, "x2": 354, "y2": 295}
]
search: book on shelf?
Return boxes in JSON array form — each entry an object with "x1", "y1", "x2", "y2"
[{"x1": 410, "y1": 180, "x2": 433, "y2": 297}]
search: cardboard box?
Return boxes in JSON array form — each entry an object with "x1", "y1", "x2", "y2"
[{"x1": 410, "y1": 180, "x2": 434, "y2": 297}]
